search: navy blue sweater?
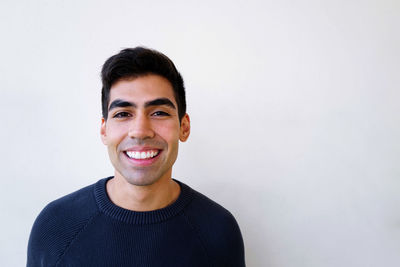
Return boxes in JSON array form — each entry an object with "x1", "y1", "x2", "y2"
[{"x1": 27, "y1": 178, "x2": 245, "y2": 266}]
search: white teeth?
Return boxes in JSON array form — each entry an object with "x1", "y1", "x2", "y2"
[{"x1": 126, "y1": 150, "x2": 159, "y2": 159}]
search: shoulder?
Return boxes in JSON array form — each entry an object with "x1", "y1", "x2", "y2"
[
  {"x1": 182, "y1": 184, "x2": 246, "y2": 267},
  {"x1": 186, "y1": 187, "x2": 238, "y2": 227},
  {"x1": 33, "y1": 181, "x2": 99, "y2": 227},
  {"x1": 27, "y1": 180, "x2": 102, "y2": 266}
]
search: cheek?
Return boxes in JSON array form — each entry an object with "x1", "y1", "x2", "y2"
[
  {"x1": 155, "y1": 123, "x2": 180, "y2": 141},
  {"x1": 106, "y1": 124, "x2": 130, "y2": 144}
]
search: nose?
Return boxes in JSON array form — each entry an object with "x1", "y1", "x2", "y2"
[{"x1": 128, "y1": 114, "x2": 155, "y2": 139}]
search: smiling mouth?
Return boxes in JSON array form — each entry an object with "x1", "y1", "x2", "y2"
[{"x1": 125, "y1": 150, "x2": 160, "y2": 160}]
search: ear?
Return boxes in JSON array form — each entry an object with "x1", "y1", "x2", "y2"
[
  {"x1": 100, "y1": 118, "x2": 108, "y2": 145},
  {"x1": 179, "y1": 113, "x2": 190, "y2": 142}
]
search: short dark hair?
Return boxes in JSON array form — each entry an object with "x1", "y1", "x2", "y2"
[{"x1": 101, "y1": 47, "x2": 186, "y2": 121}]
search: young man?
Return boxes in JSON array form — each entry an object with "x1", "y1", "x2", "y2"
[{"x1": 27, "y1": 47, "x2": 245, "y2": 267}]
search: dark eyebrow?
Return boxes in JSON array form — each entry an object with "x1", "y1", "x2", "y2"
[
  {"x1": 108, "y1": 99, "x2": 136, "y2": 111},
  {"x1": 145, "y1": 98, "x2": 176, "y2": 109},
  {"x1": 108, "y1": 98, "x2": 176, "y2": 111}
]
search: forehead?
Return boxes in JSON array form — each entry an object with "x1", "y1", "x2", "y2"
[{"x1": 109, "y1": 74, "x2": 176, "y2": 106}]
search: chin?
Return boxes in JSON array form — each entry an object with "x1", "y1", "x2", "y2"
[{"x1": 122, "y1": 174, "x2": 162, "y2": 187}]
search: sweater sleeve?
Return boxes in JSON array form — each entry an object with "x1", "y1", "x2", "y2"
[
  {"x1": 184, "y1": 191, "x2": 246, "y2": 267},
  {"x1": 27, "y1": 185, "x2": 98, "y2": 267}
]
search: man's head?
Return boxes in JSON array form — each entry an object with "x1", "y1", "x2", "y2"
[
  {"x1": 100, "y1": 47, "x2": 190, "y2": 187},
  {"x1": 101, "y1": 47, "x2": 186, "y2": 122}
]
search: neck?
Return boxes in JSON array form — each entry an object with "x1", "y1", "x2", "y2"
[{"x1": 106, "y1": 173, "x2": 181, "y2": 212}]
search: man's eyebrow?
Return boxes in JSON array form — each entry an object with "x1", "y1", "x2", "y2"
[
  {"x1": 145, "y1": 98, "x2": 176, "y2": 109},
  {"x1": 108, "y1": 98, "x2": 176, "y2": 111},
  {"x1": 108, "y1": 99, "x2": 136, "y2": 111}
]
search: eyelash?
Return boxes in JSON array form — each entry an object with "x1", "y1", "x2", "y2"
[
  {"x1": 113, "y1": 112, "x2": 131, "y2": 118},
  {"x1": 152, "y1": 111, "x2": 170, "y2": 117},
  {"x1": 112, "y1": 111, "x2": 170, "y2": 118}
]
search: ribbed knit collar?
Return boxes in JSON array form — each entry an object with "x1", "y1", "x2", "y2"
[{"x1": 94, "y1": 177, "x2": 194, "y2": 225}]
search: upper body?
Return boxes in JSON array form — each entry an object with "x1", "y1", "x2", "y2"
[
  {"x1": 27, "y1": 177, "x2": 245, "y2": 267},
  {"x1": 27, "y1": 47, "x2": 245, "y2": 266}
]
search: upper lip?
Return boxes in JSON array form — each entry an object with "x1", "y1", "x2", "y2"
[{"x1": 124, "y1": 146, "x2": 161, "y2": 152}]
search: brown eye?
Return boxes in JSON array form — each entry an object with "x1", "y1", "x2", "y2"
[
  {"x1": 113, "y1": 112, "x2": 131, "y2": 118},
  {"x1": 152, "y1": 111, "x2": 170, "y2": 117}
]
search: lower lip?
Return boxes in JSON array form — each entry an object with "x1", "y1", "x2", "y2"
[{"x1": 123, "y1": 151, "x2": 162, "y2": 166}]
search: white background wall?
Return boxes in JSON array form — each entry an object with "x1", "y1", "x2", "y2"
[{"x1": 1, "y1": 0, "x2": 399, "y2": 266}]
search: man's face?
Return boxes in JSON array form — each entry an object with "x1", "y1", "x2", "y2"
[{"x1": 100, "y1": 74, "x2": 190, "y2": 186}]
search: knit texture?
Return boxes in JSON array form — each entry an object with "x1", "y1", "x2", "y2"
[{"x1": 27, "y1": 177, "x2": 245, "y2": 267}]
